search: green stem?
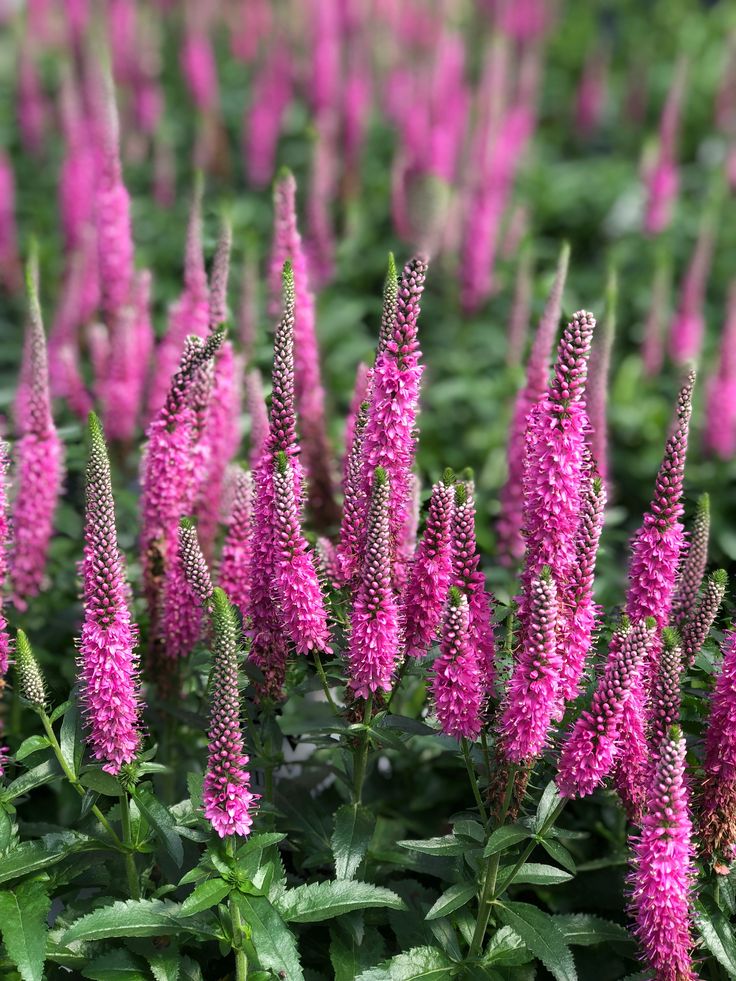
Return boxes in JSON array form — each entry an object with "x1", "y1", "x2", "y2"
[
  {"x1": 313, "y1": 652, "x2": 339, "y2": 713},
  {"x1": 118, "y1": 791, "x2": 141, "y2": 900},
  {"x1": 468, "y1": 766, "x2": 517, "y2": 959},
  {"x1": 461, "y1": 738, "x2": 488, "y2": 826},
  {"x1": 38, "y1": 711, "x2": 124, "y2": 850},
  {"x1": 495, "y1": 800, "x2": 567, "y2": 900},
  {"x1": 227, "y1": 838, "x2": 248, "y2": 980},
  {"x1": 353, "y1": 696, "x2": 374, "y2": 804}
]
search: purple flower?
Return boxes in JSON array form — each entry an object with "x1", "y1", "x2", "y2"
[
  {"x1": 643, "y1": 58, "x2": 687, "y2": 236},
  {"x1": 79, "y1": 413, "x2": 140, "y2": 774},
  {"x1": 218, "y1": 467, "x2": 254, "y2": 622},
  {"x1": 704, "y1": 283, "x2": 736, "y2": 458},
  {"x1": 669, "y1": 217, "x2": 715, "y2": 365},
  {"x1": 672, "y1": 493, "x2": 710, "y2": 627},
  {"x1": 203, "y1": 588, "x2": 257, "y2": 838},
  {"x1": 701, "y1": 629, "x2": 736, "y2": 859},
  {"x1": 679, "y1": 569, "x2": 727, "y2": 667},
  {"x1": 586, "y1": 273, "x2": 616, "y2": 486},
  {"x1": 337, "y1": 400, "x2": 369, "y2": 586},
  {"x1": 628, "y1": 726, "x2": 695, "y2": 981},
  {"x1": 433, "y1": 588, "x2": 483, "y2": 740}
]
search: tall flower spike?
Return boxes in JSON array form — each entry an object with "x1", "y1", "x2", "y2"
[
  {"x1": 557, "y1": 617, "x2": 656, "y2": 799},
  {"x1": 337, "y1": 400, "x2": 369, "y2": 585},
  {"x1": 644, "y1": 57, "x2": 688, "y2": 236},
  {"x1": 680, "y1": 569, "x2": 727, "y2": 667},
  {"x1": 348, "y1": 467, "x2": 400, "y2": 699},
  {"x1": 343, "y1": 362, "x2": 371, "y2": 466},
  {"x1": 704, "y1": 282, "x2": 736, "y2": 458},
  {"x1": 498, "y1": 568, "x2": 560, "y2": 763},
  {"x1": 0, "y1": 440, "x2": 10, "y2": 682},
  {"x1": 672, "y1": 493, "x2": 710, "y2": 627},
  {"x1": 649, "y1": 628, "x2": 684, "y2": 750},
  {"x1": 587, "y1": 268, "x2": 616, "y2": 486},
  {"x1": 628, "y1": 726, "x2": 695, "y2": 981},
  {"x1": 433, "y1": 587, "x2": 483, "y2": 740},
  {"x1": 377, "y1": 252, "x2": 399, "y2": 354},
  {"x1": 80, "y1": 413, "x2": 140, "y2": 774},
  {"x1": 245, "y1": 368, "x2": 269, "y2": 470},
  {"x1": 452, "y1": 479, "x2": 496, "y2": 695},
  {"x1": 506, "y1": 244, "x2": 533, "y2": 367},
  {"x1": 403, "y1": 472, "x2": 456, "y2": 659},
  {"x1": 269, "y1": 170, "x2": 337, "y2": 528},
  {"x1": 272, "y1": 452, "x2": 331, "y2": 654},
  {"x1": 218, "y1": 467, "x2": 253, "y2": 622},
  {"x1": 497, "y1": 242, "x2": 570, "y2": 563},
  {"x1": 669, "y1": 211, "x2": 716, "y2": 365},
  {"x1": 556, "y1": 465, "x2": 606, "y2": 708},
  {"x1": 10, "y1": 256, "x2": 64, "y2": 608},
  {"x1": 208, "y1": 218, "x2": 232, "y2": 331},
  {"x1": 15, "y1": 629, "x2": 46, "y2": 709},
  {"x1": 178, "y1": 518, "x2": 214, "y2": 606},
  {"x1": 203, "y1": 588, "x2": 257, "y2": 838},
  {"x1": 361, "y1": 256, "x2": 428, "y2": 583},
  {"x1": 701, "y1": 629, "x2": 736, "y2": 859},
  {"x1": 642, "y1": 251, "x2": 672, "y2": 378}
]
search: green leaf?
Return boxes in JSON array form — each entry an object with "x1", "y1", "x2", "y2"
[
  {"x1": 355, "y1": 945, "x2": 457, "y2": 980},
  {"x1": 14, "y1": 736, "x2": 51, "y2": 762},
  {"x1": 330, "y1": 925, "x2": 385, "y2": 981},
  {"x1": 497, "y1": 863, "x2": 573, "y2": 890},
  {"x1": 148, "y1": 945, "x2": 182, "y2": 981},
  {"x1": 332, "y1": 804, "x2": 375, "y2": 880},
  {"x1": 554, "y1": 914, "x2": 632, "y2": 947},
  {"x1": 49, "y1": 700, "x2": 72, "y2": 724},
  {"x1": 0, "y1": 833, "x2": 89, "y2": 884},
  {"x1": 180, "y1": 878, "x2": 231, "y2": 916},
  {"x1": 236, "y1": 832, "x2": 286, "y2": 856},
  {"x1": 496, "y1": 902, "x2": 576, "y2": 981},
  {"x1": 62, "y1": 899, "x2": 188, "y2": 943},
  {"x1": 60, "y1": 695, "x2": 85, "y2": 776},
  {"x1": 484, "y1": 925, "x2": 533, "y2": 966},
  {"x1": 482, "y1": 826, "x2": 530, "y2": 858},
  {"x1": 0, "y1": 809, "x2": 17, "y2": 853},
  {"x1": 277, "y1": 880, "x2": 406, "y2": 923},
  {"x1": 2, "y1": 760, "x2": 61, "y2": 800},
  {"x1": 538, "y1": 838, "x2": 576, "y2": 874},
  {"x1": 133, "y1": 786, "x2": 184, "y2": 867},
  {"x1": 534, "y1": 781, "x2": 562, "y2": 832},
  {"x1": 398, "y1": 836, "x2": 466, "y2": 857},
  {"x1": 695, "y1": 901, "x2": 736, "y2": 976},
  {"x1": 0, "y1": 877, "x2": 51, "y2": 981},
  {"x1": 425, "y1": 882, "x2": 476, "y2": 920},
  {"x1": 80, "y1": 768, "x2": 122, "y2": 796},
  {"x1": 82, "y1": 949, "x2": 149, "y2": 980},
  {"x1": 232, "y1": 894, "x2": 304, "y2": 980}
]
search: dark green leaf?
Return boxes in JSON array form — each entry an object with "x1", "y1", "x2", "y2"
[
  {"x1": 147, "y1": 945, "x2": 182, "y2": 981},
  {"x1": 497, "y1": 863, "x2": 573, "y2": 890},
  {"x1": 180, "y1": 878, "x2": 231, "y2": 916},
  {"x1": 330, "y1": 925, "x2": 385, "y2": 981},
  {"x1": 0, "y1": 833, "x2": 90, "y2": 884},
  {"x1": 484, "y1": 925, "x2": 533, "y2": 966},
  {"x1": 482, "y1": 826, "x2": 530, "y2": 858},
  {"x1": 0, "y1": 877, "x2": 51, "y2": 981},
  {"x1": 80, "y1": 768, "x2": 122, "y2": 796},
  {"x1": 277, "y1": 880, "x2": 406, "y2": 923},
  {"x1": 425, "y1": 882, "x2": 476, "y2": 920},
  {"x1": 62, "y1": 899, "x2": 188, "y2": 943},
  {"x1": 356, "y1": 945, "x2": 457, "y2": 980},
  {"x1": 695, "y1": 901, "x2": 736, "y2": 976},
  {"x1": 534, "y1": 782, "x2": 562, "y2": 832},
  {"x1": 49, "y1": 700, "x2": 72, "y2": 724},
  {"x1": 399, "y1": 836, "x2": 466, "y2": 857},
  {"x1": 538, "y1": 838, "x2": 576, "y2": 874},
  {"x1": 133, "y1": 786, "x2": 184, "y2": 867},
  {"x1": 82, "y1": 949, "x2": 149, "y2": 980},
  {"x1": 14, "y1": 736, "x2": 51, "y2": 762},
  {"x1": 232, "y1": 894, "x2": 304, "y2": 980},
  {"x1": 60, "y1": 696, "x2": 85, "y2": 777},
  {"x1": 496, "y1": 903, "x2": 576, "y2": 981},
  {"x1": 554, "y1": 914, "x2": 632, "y2": 947},
  {"x1": 332, "y1": 804, "x2": 375, "y2": 880},
  {"x1": 3, "y1": 760, "x2": 61, "y2": 800}
]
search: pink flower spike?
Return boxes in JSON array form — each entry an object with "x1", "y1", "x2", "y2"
[
  {"x1": 402, "y1": 473, "x2": 455, "y2": 659},
  {"x1": 649, "y1": 627, "x2": 684, "y2": 751},
  {"x1": 506, "y1": 245, "x2": 533, "y2": 368},
  {"x1": 644, "y1": 58, "x2": 688, "y2": 236},
  {"x1": 337, "y1": 400, "x2": 369, "y2": 586},
  {"x1": 669, "y1": 215, "x2": 716, "y2": 365},
  {"x1": 704, "y1": 282, "x2": 736, "y2": 458},
  {"x1": 499, "y1": 568, "x2": 560, "y2": 763},
  {"x1": 218, "y1": 467, "x2": 254, "y2": 622},
  {"x1": 80, "y1": 414, "x2": 141, "y2": 774},
  {"x1": 587, "y1": 270, "x2": 616, "y2": 486},
  {"x1": 0, "y1": 440, "x2": 10, "y2": 714},
  {"x1": 348, "y1": 467, "x2": 400, "y2": 700},
  {"x1": 203, "y1": 589, "x2": 257, "y2": 838},
  {"x1": 701, "y1": 628, "x2": 736, "y2": 859},
  {"x1": 672, "y1": 493, "x2": 710, "y2": 627},
  {"x1": 10, "y1": 258, "x2": 64, "y2": 608},
  {"x1": 641, "y1": 254, "x2": 672, "y2": 378},
  {"x1": 497, "y1": 242, "x2": 570, "y2": 564},
  {"x1": 245, "y1": 368, "x2": 269, "y2": 471},
  {"x1": 557, "y1": 617, "x2": 656, "y2": 800},
  {"x1": 628, "y1": 726, "x2": 695, "y2": 981},
  {"x1": 679, "y1": 569, "x2": 727, "y2": 667},
  {"x1": 433, "y1": 587, "x2": 483, "y2": 741}
]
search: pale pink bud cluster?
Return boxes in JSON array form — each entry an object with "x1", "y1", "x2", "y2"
[
  {"x1": 672, "y1": 494, "x2": 710, "y2": 627},
  {"x1": 433, "y1": 589, "x2": 483, "y2": 740},
  {"x1": 679, "y1": 570, "x2": 727, "y2": 667},
  {"x1": 403, "y1": 477, "x2": 455, "y2": 658},
  {"x1": 218, "y1": 467, "x2": 254, "y2": 622}
]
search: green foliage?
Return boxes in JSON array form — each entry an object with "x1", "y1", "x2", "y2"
[{"x1": 0, "y1": 877, "x2": 51, "y2": 981}]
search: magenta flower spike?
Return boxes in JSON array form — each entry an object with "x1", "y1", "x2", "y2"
[
  {"x1": 147, "y1": 178, "x2": 210, "y2": 421},
  {"x1": 433, "y1": 588, "x2": 483, "y2": 741},
  {"x1": 272, "y1": 452, "x2": 331, "y2": 654},
  {"x1": 269, "y1": 170, "x2": 337, "y2": 527},
  {"x1": 587, "y1": 270, "x2": 616, "y2": 486},
  {"x1": 497, "y1": 243, "x2": 570, "y2": 563},
  {"x1": 306, "y1": 115, "x2": 337, "y2": 288},
  {"x1": 10, "y1": 259, "x2": 64, "y2": 609},
  {"x1": 203, "y1": 588, "x2": 257, "y2": 838},
  {"x1": 80, "y1": 413, "x2": 141, "y2": 774},
  {"x1": 344, "y1": 362, "x2": 371, "y2": 466},
  {"x1": 161, "y1": 532, "x2": 207, "y2": 662},
  {"x1": 575, "y1": 48, "x2": 608, "y2": 136},
  {"x1": 218, "y1": 467, "x2": 253, "y2": 622},
  {"x1": 499, "y1": 568, "x2": 561, "y2": 763},
  {"x1": 0, "y1": 152, "x2": 22, "y2": 293},
  {"x1": 557, "y1": 617, "x2": 656, "y2": 799},
  {"x1": 377, "y1": 252, "x2": 399, "y2": 355},
  {"x1": 402, "y1": 474, "x2": 455, "y2": 659},
  {"x1": 704, "y1": 282, "x2": 736, "y2": 458},
  {"x1": 680, "y1": 569, "x2": 727, "y2": 667},
  {"x1": 628, "y1": 726, "x2": 695, "y2": 981},
  {"x1": 337, "y1": 400, "x2": 369, "y2": 586},
  {"x1": 245, "y1": 43, "x2": 292, "y2": 188},
  {"x1": 649, "y1": 628, "x2": 684, "y2": 752},
  {"x1": 0, "y1": 440, "x2": 10, "y2": 696},
  {"x1": 178, "y1": 518, "x2": 214, "y2": 606},
  {"x1": 316, "y1": 536, "x2": 342, "y2": 588},
  {"x1": 672, "y1": 493, "x2": 710, "y2": 627},
  {"x1": 452, "y1": 479, "x2": 496, "y2": 695},
  {"x1": 238, "y1": 251, "x2": 259, "y2": 363},
  {"x1": 361, "y1": 256, "x2": 428, "y2": 579},
  {"x1": 641, "y1": 253, "x2": 672, "y2": 378},
  {"x1": 644, "y1": 58, "x2": 688, "y2": 236},
  {"x1": 348, "y1": 467, "x2": 400, "y2": 700},
  {"x1": 669, "y1": 215, "x2": 716, "y2": 364},
  {"x1": 506, "y1": 245, "x2": 533, "y2": 368},
  {"x1": 701, "y1": 628, "x2": 736, "y2": 858},
  {"x1": 245, "y1": 368, "x2": 269, "y2": 471},
  {"x1": 181, "y1": 27, "x2": 219, "y2": 113}
]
